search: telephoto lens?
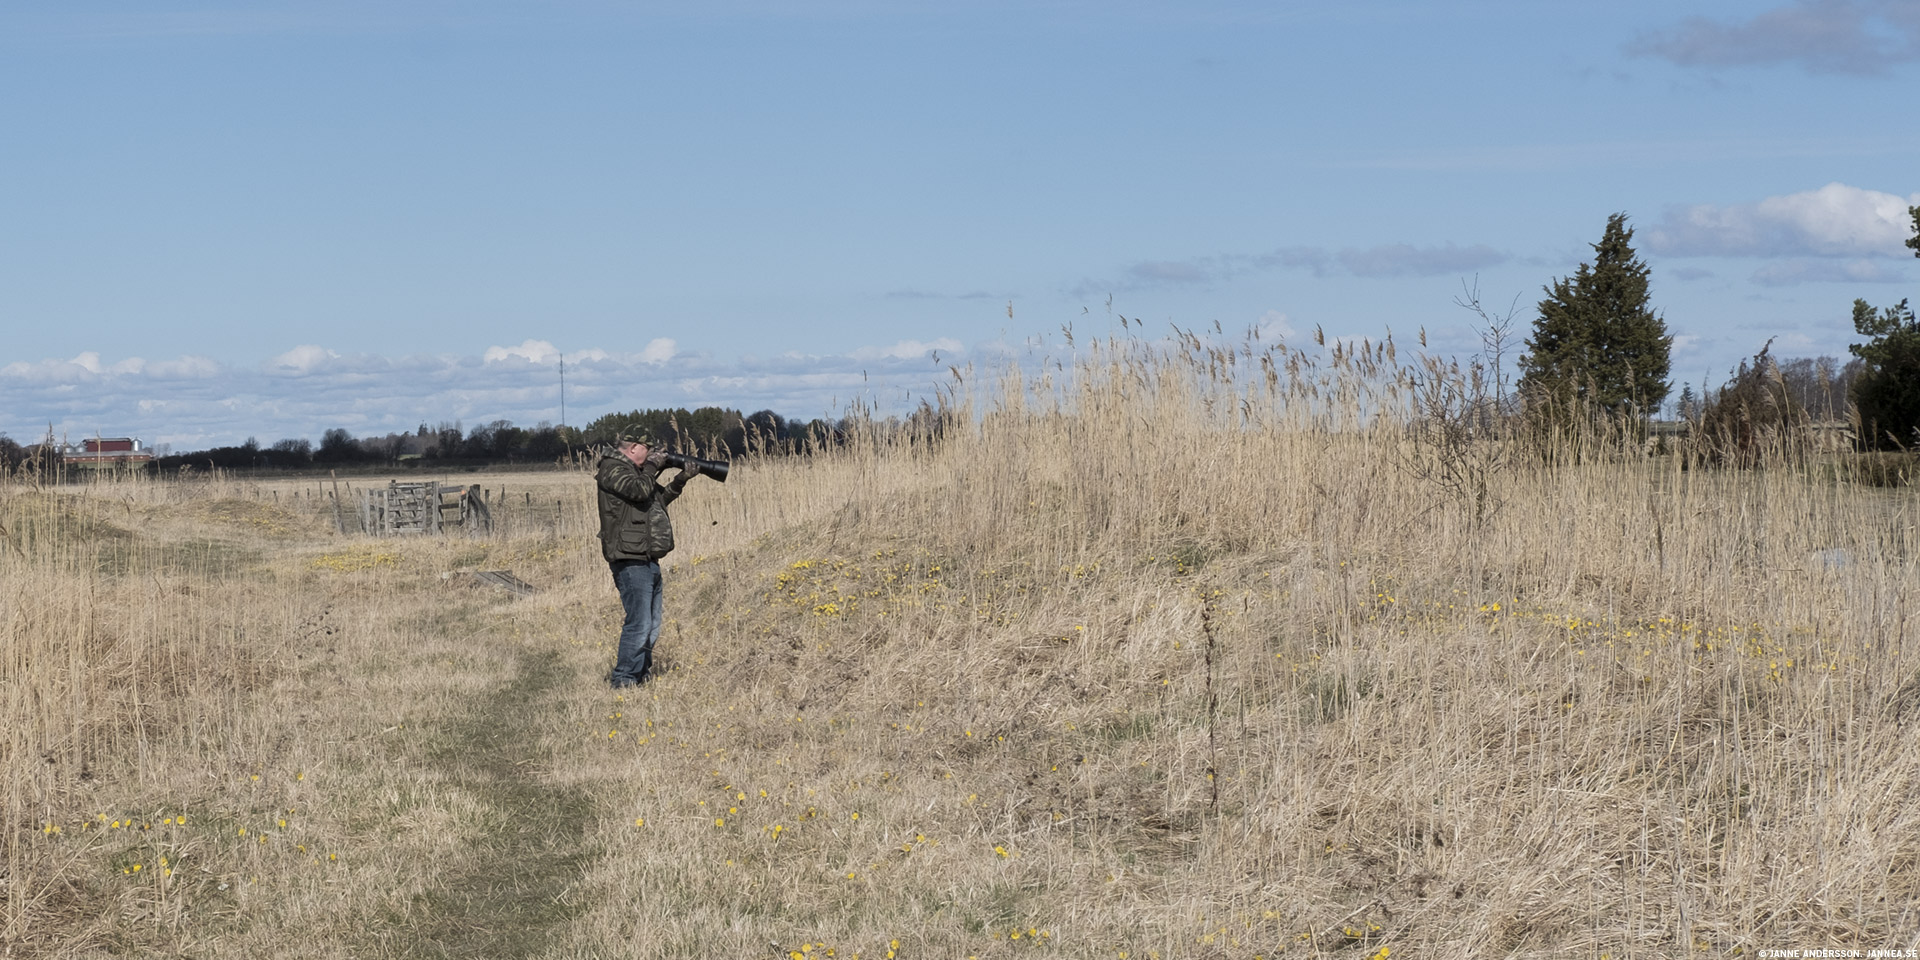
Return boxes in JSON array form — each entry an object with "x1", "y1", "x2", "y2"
[{"x1": 660, "y1": 451, "x2": 730, "y2": 483}]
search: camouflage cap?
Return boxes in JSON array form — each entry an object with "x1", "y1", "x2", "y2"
[{"x1": 614, "y1": 426, "x2": 655, "y2": 447}]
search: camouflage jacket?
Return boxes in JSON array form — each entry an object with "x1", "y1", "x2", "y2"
[{"x1": 595, "y1": 452, "x2": 684, "y2": 563}]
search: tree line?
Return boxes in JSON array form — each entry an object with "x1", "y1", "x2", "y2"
[
  {"x1": 0, "y1": 406, "x2": 872, "y2": 476},
  {"x1": 8, "y1": 201, "x2": 1918, "y2": 476},
  {"x1": 124, "y1": 407, "x2": 840, "y2": 473},
  {"x1": 2, "y1": 400, "x2": 959, "y2": 478},
  {"x1": 1506, "y1": 206, "x2": 1920, "y2": 455}
]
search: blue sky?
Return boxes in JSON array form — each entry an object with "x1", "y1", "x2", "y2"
[{"x1": 3, "y1": 0, "x2": 1916, "y2": 449}]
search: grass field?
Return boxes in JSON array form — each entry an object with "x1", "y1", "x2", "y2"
[{"x1": 5, "y1": 331, "x2": 1919, "y2": 958}]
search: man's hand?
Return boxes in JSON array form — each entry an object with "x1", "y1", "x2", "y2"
[
  {"x1": 671, "y1": 466, "x2": 698, "y2": 491},
  {"x1": 644, "y1": 448, "x2": 668, "y2": 469}
]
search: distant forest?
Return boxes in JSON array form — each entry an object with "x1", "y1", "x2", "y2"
[
  {"x1": 136, "y1": 407, "x2": 845, "y2": 472},
  {"x1": 0, "y1": 352, "x2": 1866, "y2": 476},
  {"x1": 0, "y1": 406, "x2": 872, "y2": 476}
]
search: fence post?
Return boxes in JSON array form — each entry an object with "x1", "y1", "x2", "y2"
[{"x1": 329, "y1": 471, "x2": 346, "y2": 535}]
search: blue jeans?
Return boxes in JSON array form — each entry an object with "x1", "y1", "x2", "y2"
[{"x1": 609, "y1": 560, "x2": 663, "y2": 687}]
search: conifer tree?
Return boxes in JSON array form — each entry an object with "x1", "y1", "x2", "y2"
[
  {"x1": 1849, "y1": 298, "x2": 1920, "y2": 449},
  {"x1": 1676, "y1": 383, "x2": 1698, "y2": 421},
  {"x1": 1848, "y1": 205, "x2": 1920, "y2": 448},
  {"x1": 1517, "y1": 213, "x2": 1674, "y2": 416}
]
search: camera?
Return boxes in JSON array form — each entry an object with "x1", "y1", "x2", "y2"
[{"x1": 660, "y1": 451, "x2": 730, "y2": 483}]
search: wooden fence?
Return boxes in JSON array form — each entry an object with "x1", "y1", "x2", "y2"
[{"x1": 359, "y1": 481, "x2": 492, "y2": 536}]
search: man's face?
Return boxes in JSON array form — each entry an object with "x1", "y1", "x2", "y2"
[{"x1": 622, "y1": 441, "x2": 650, "y2": 466}]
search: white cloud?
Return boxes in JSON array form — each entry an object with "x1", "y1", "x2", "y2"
[
  {"x1": 848, "y1": 338, "x2": 962, "y2": 362},
  {"x1": 1750, "y1": 258, "x2": 1909, "y2": 286},
  {"x1": 1335, "y1": 243, "x2": 1509, "y2": 278},
  {"x1": 486, "y1": 338, "x2": 672, "y2": 365},
  {"x1": 483, "y1": 339, "x2": 561, "y2": 364},
  {"x1": 1253, "y1": 310, "x2": 1295, "y2": 342},
  {"x1": 1630, "y1": 0, "x2": 1920, "y2": 74},
  {"x1": 270, "y1": 344, "x2": 340, "y2": 373},
  {"x1": 1648, "y1": 182, "x2": 1920, "y2": 258},
  {"x1": 148, "y1": 355, "x2": 222, "y2": 380},
  {"x1": 0, "y1": 352, "x2": 133, "y2": 383},
  {"x1": 1079, "y1": 241, "x2": 1509, "y2": 296},
  {"x1": 639, "y1": 338, "x2": 677, "y2": 364},
  {"x1": 1, "y1": 335, "x2": 990, "y2": 449}
]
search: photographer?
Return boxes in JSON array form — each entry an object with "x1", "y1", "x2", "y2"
[{"x1": 596, "y1": 428, "x2": 702, "y2": 688}]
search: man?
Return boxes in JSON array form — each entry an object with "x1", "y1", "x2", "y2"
[{"x1": 596, "y1": 428, "x2": 700, "y2": 688}]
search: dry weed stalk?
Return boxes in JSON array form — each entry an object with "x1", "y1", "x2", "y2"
[{"x1": 5, "y1": 326, "x2": 1918, "y2": 957}]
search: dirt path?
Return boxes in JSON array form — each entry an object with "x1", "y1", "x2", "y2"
[{"x1": 390, "y1": 648, "x2": 596, "y2": 960}]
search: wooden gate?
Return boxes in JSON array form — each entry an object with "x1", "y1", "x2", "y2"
[{"x1": 360, "y1": 481, "x2": 491, "y2": 536}]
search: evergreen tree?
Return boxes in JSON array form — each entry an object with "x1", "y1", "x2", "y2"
[
  {"x1": 1848, "y1": 297, "x2": 1920, "y2": 449},
  {"x1": 1676, "y1": 383, "x2": 1698, "y2": 421},
  {"x1": 1517, "y1": 213, "x2": 1674, "y2": 417},
  {"x1": 1846, "y1": 206, "x2": 1920, "y2": 449}
]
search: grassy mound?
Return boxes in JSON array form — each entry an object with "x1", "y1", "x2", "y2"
[{"x1": 7, "y1": 332, "x2": 1919, "y2": 957}]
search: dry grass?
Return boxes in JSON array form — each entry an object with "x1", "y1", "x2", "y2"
[{"x1": 5, "y1": 329, "x2": 1919, "y2": 958}]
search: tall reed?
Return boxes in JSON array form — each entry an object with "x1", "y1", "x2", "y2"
[{"x1": 9, "y1": 325, "x2": 1917, "y2": 955}]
